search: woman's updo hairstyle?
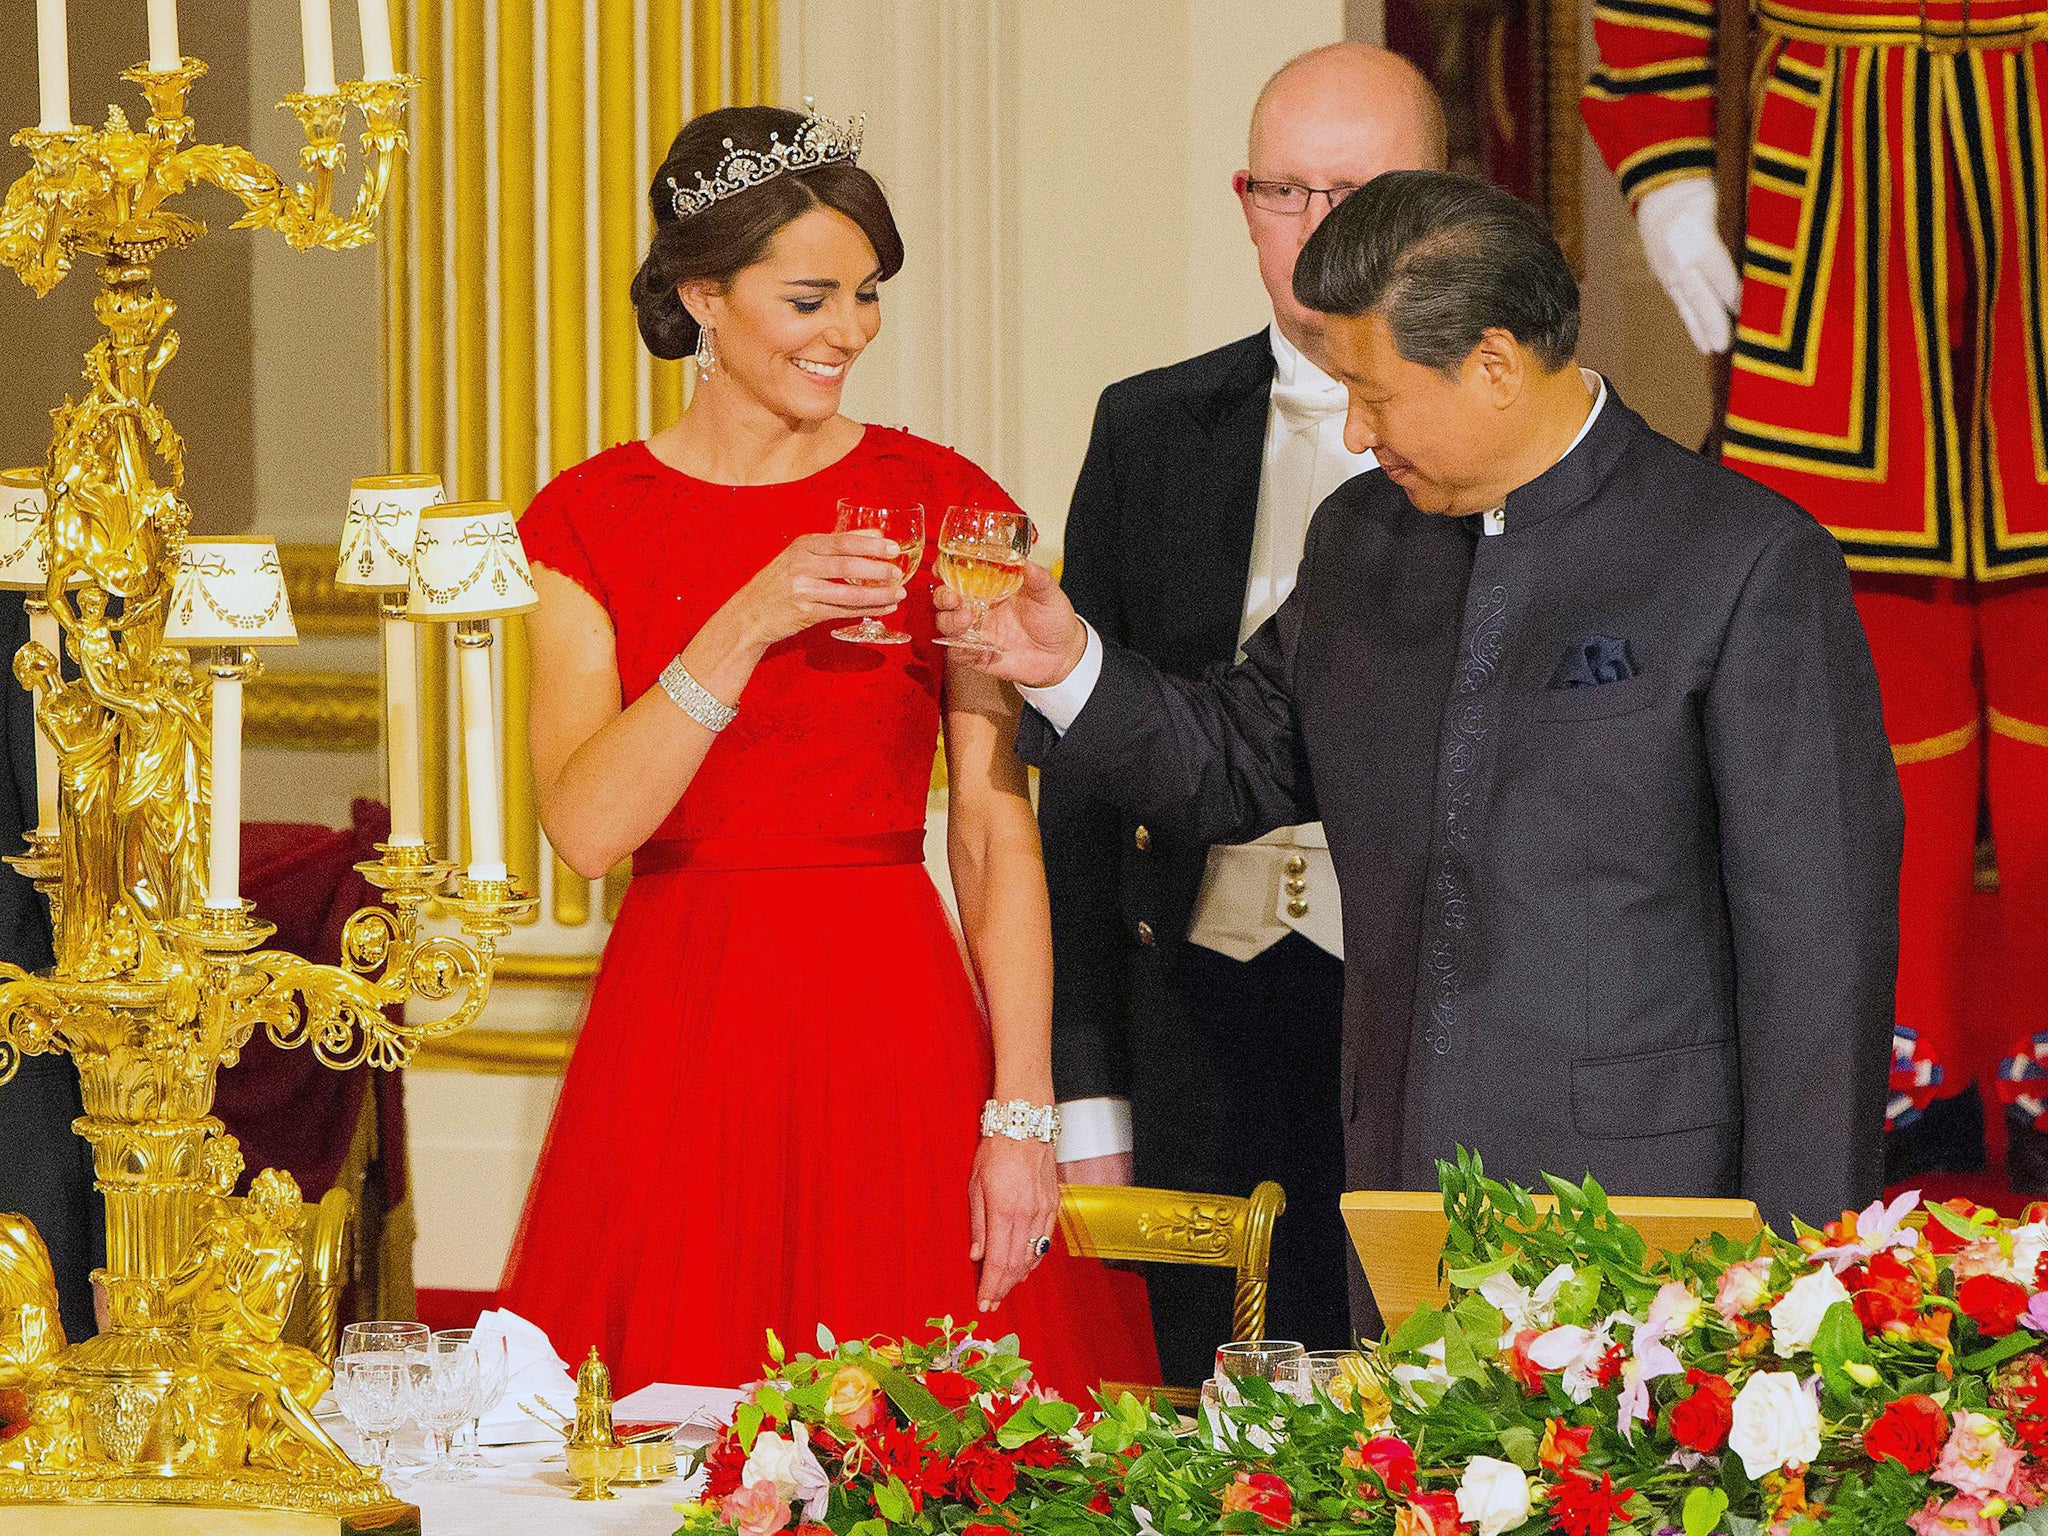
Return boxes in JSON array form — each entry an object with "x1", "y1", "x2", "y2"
[{"x1": 631, "y1": 105, "x2": 905, "y2": 360}]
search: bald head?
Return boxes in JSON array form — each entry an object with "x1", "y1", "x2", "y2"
[
  {"x1": 1249, "y1": 42, "x2": 1447, "y2": 177},
  {"x1": 1238, "y1": 42, "x2": 1447, "y2": 369}
]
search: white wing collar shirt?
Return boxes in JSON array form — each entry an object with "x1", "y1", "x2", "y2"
[
  {"x1": 1042, "y1": 365, "x2": 1608, "y2": 1162},
  {"x1": 1053, "y1": 328, "x2": 1376, "y2": 1162}
]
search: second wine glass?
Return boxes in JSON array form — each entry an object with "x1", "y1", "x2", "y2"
[
  {"x1": 933, "y1": 504, "x2": 1031, "y2": 656},
  {"x1": 831, "y1": 499, "x2": 924, "y2": 646}
]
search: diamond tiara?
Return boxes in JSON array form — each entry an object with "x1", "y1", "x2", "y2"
[{"x1": 666, "y1": 99, "x2": 866, "y2": 220}]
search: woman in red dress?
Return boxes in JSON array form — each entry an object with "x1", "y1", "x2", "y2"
[{"x1": 499, "y1": 105, "x2": 1158, "y2": 1398}]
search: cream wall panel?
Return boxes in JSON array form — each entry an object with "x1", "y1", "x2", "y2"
[{"x1": 787, "y1": 1, "x2": 1341, "y2": 558}]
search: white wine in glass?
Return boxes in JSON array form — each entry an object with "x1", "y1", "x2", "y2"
[
  {"x1": 832, "y1": 499, "x2": 924, "y2": 646},
  {"x1": 934, "y1": 505, "x2": 1032, "y2": 654}
]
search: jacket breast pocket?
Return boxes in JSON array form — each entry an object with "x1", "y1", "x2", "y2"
[
  {"x1": 1528, "y1": 673, "x2": 1659, "y2": 723},
  {"x1": 1570, "y1": 1038, "x2": 1739, "y2": 1140}
]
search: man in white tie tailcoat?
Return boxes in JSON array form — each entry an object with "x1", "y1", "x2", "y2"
[{"x1": 1040, "y1": 42, "x2": 1446, "y2": 1382}]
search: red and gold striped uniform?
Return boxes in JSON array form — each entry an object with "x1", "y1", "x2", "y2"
[{"x1": 1585, "y1": 0, "x2": 2048, "y2": 1141}]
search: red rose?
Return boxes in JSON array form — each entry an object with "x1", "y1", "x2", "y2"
[
  {"x1": 1221, "y1": 1470, "x2": 1293, "y2": 1529},
  {"x1": 921, "y1": 1370, "x2": 978, "y2": 1411},
  {"x1": 1958, "y1": 1273, "x2": 2033, "y2": 1338},
  {"x1": 1668, "y1": 1370, "x2": 1734, "y2": 1453},
  {"x1": 1539, "y1": 1419, "x2": 1594, "y2": 1473},
  {"x1": 1863, "y1": 1394, "x2": 1948, "y2": 1472},
  {"x1": 1352, "y1": 1435, "x2": 1421, "y2": 1498},
  {"x1": 1553, "y1": 1471, "x2": 1635, "y2": 1536},
  {"x1": 953, "y1": 1442, "x2": 1020, "y2": 1506}
]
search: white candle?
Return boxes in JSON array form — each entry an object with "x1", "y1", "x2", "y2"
[
  {"x1": 207, "y1": 668, "x2": 243, "y2": 907},
  {"x1": 300, "y1": 0, "x2": 337, "y2": 95},
  {"x1": 457, "y1": 634, "x2": 506, "y2": 882},
  {"x1": 35, "y1": 0, "x2": 71, "y2": 131},
  {"x1": 383, "y1": 614, "x2": 424, "y2": 845},
  {"x1": 359, "y1": 0, "x2": 395, "y2": 82},
  {"x1": 26, "y1": 606, "x2": 58, "y2": 836},
  {"x1": 147, "y1": 0, "x2": 179, "y2": 71}
]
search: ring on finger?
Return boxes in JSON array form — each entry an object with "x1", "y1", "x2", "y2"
[{"x1": 1030, "y1": 1234, "x2": 1052, "y2": 1259}]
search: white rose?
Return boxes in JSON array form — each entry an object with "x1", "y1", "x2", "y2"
[
  {"x1": 1769, "y1": 1268, "x2": 1851, "y2": 1356},
  {"x1": 1455, "y1": 1456, "x2": 1532, "y2": 1536},
  {"x1": 740, "y1": 1429, "x2": 801, "y2": 1500},
  {"x1": 2010, "y1": 1223, "x2": 2048, "y2": 1285},
  {"x1": 1727, "y1": 1371, "x2": 1822, "y2": 1479}
]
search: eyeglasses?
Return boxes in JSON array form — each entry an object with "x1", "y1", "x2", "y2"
[{"x1": 1235, "y1": 175, "x2": 1362, "y2": 216}]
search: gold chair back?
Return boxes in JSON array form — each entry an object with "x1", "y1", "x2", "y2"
[
  {"x1": 224, "y1": 1184, "x2": 356, "y2": 1363},
  {"x1": 1340, "y1": 1189, "x2": 1762, "y2": 1335},
  {"x1": 1057, "y1": 1180, "x2": 1287, "y2": 1409}
]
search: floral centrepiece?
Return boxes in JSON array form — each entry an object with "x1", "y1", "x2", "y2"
[{"x1": 680, "y1": 1153, "x2": 2048, "y2": 1535}]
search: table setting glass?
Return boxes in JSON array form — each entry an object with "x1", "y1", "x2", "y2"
[
  {"x1": 411, "y1": 1331, "x2": 485, "y2": 1483},
  {"x1": 1285, "y1": 1348, "x2": 1368, "y2": 1402},
  {"x1": 331, "y1": 1352, "x2": 425, "y2": 1478},
  {"x1": 434, "y1": 1326, "x2": 511, "y2": 1471}
]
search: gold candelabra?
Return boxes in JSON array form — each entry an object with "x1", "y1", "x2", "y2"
[{"x1": 0, "y1": 55, "x2": 532, "y2": 1531}]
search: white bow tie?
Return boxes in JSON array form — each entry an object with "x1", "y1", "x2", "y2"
[{"x1": 1269, "y1": 377, "x2": 1348, "y2": 431}]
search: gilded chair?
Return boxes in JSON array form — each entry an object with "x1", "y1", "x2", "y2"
[
  {"x1": 1057, "y1": 1180, "x2": 1286, "y2": 1411},
  {"x1": 224, "y1": 1183, "x2": 356, "y2": 1364}
]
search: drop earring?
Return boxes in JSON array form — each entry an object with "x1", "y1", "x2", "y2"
[{"x1": 693, "y1": 324, "x2": 717, "y2": 377}]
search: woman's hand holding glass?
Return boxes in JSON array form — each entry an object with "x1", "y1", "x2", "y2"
[
  {"x1": 831, "y1": 500, "x2": 924, "y2": 645},
  {"x1": 729, "y1": 529, "x2": 908, "y2": 648}
]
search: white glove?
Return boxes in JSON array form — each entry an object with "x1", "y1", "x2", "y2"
[{"x1": 1635, "y1": 177, "x2": 1742, "y2": 356}]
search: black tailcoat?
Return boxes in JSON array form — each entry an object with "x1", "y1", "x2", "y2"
[{"x1": 1041, "y1": 331, "x2": 1352, "y2": 1377}]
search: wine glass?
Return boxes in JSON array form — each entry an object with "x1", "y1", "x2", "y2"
[
  {"x1": 831, "y1": 499, "x2": 924, "y2": 646},
  {"x1": 340, "y1": 1320, "x2": 430, "y2": 1359},
  {"x1": 333, "y1": 1354, "x2": 422, "y2": 1477},
  {"x1": 339, "y1": 1322, "x2": 430, "y2": 1466},
  {"x1": 411, "y1": 1332, "x2": 483, "y2": 1482},
  {"x1": 933, "y1": 504, "x2": 1032, "y2": 656},
  {"x1": 1286, "y1": 1349, "x2": 1367, "y2": 1403},
  {"x1": 435, "y1": 1327, "x2": 509, "y2": 1471},
  {"x1": 1213, "y1": 1339, "x2": 1305, "y2": 1399}
]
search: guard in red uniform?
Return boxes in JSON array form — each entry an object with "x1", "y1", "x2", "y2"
[{"x1": 1582, "y1": 0, "x2": 2048, "y2": 1180}]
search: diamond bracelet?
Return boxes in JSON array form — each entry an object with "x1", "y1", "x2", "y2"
[
  {"x1": 980, "y1": 1098, "x2": 1061, "y2": 1144},
  {"x1": 658, "y1": 656, "x2": 739, "y2": 734}
]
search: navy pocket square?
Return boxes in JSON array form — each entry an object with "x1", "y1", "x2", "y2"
[{"x1": 1552, "y1": 635, "x2": 1640, "y2": 689}]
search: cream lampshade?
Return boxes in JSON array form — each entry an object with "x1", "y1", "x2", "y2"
[
  {"x1": 343, "y1": 475, "x2": 444, "y2": 850},
  {"x1": 406, "y1": 502, "x2": 536, "y2": 885},
  {"x1": 163, "y1": 537, "x2": 299, "y2": 648},
  {"x1": 406, "y1": 500, "x2": 540, "y2": 619},
  {"x1": 0, "y1": 467, "x2": 66, "y2": 838},
  {"x1": 337, "y1": 472, "x2": 443, "y2": 590},
  {"x1": 0, "y1": 467, "x2": 54, "y2": 590},
  {"x1": 162, "y1": 539, "x2": 295, "y2": 912}
]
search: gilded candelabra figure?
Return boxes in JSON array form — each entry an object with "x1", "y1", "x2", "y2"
[{"x1": 0, "y1": 51, "x2": 533, "y2": 1533}]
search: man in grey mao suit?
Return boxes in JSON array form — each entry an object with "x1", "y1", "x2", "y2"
[{"x1": 944, "y1": 172, "x2": 1904, "y2": 1338}]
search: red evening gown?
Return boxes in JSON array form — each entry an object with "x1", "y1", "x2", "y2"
[{"x1": 500, "y1": 427, "x2": 1160, "y2": 1399}]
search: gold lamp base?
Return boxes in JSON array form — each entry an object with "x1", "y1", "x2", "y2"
[{"x1": 0, "y1": 1489, "x2": 420, "y2": 1534}]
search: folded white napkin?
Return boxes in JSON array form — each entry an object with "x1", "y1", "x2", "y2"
[
  {"x1": 475, "y1": 1306, "x2": 580, "y2": 1446},
  {"x1": 613, "y1": 1382, "x2": 744, "y2": 1446}
]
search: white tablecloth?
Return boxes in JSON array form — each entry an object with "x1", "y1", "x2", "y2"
[{"x1": 325, "y1": 1418, "x2": 710, "y2": 1534}]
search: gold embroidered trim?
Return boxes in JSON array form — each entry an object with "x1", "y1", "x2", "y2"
[{"x1": 1892, "y1": 718, "x2": 1980, "y2": 765}]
